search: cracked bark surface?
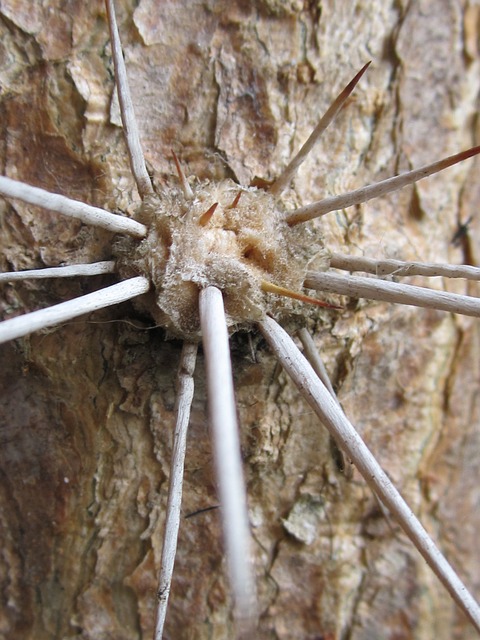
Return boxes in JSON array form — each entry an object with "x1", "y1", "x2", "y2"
[{"x1": 0, "y1": 1, "x2": 479, "y2": 638}]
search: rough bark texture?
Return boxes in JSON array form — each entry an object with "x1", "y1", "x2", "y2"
[{"x1": 0, "y1": 1, "x2": 479, "y2": 639}]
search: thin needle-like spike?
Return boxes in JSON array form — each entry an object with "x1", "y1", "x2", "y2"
[
  {"x1": 171, "y1": 150, "x2": 194, "y2": 199},
  {"x1": 0, "y1": 176, "x2": 147, "y2": 237},
  {"x1": 297, "y1": 327, "x2": 337, "y2": 398},
  {"x1": 105, "y1": 0, "x2": 154, "y2": 199},
  {"x1": 199, "y1": 286, "x2": 256, "y2": 632},
  {"x1": 297, "y1": 327, "x2": 352, "y2": 477},
  {"x1": 330, "y1": 252, "x2": 480, "y2": 281},
  {"x1": 287, "y1": 145, "x2": 480, "y2": 225},
  {"x1": 258, "y1": 315, "x2": 480, "y2": 633},
  {"x1": 304, "y1": 270, "x2": 480, "y2": 317},
  {"x1": 0, "y1": 276, "x2": 149, "y2": 344},
  {"x1": 270, "y1": 62, "x2": 371, "y2": 198},
  {"x1": 0, "y1": 261, "x2": 116, "y2": 282},
  {"x1": 155, "y1": 341, "x2": 198, "y2": 640},
  {"x1": 261, "y1": 280, "x2": 341, "y2": 309}
]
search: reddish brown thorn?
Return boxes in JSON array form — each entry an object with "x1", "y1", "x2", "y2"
[
  {"x1": 172, "y1": 149, "x2": 194, "y2": 198},
  {"x1": 269, "y1": 61, "x2": 371, "y2": 198},
  {"x1": 261, "y1": 280, "x2": 341, "y2": 309},
  {"x1": 199, "y1": 202, "x2": 219, "y2": 226},
  {"x1": 228, "y1": 191, "x2": 243, "y2": 209}
]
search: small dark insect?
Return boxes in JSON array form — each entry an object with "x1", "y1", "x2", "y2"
[
  {"x1": 452, "y1": 216, "x2": 474, "y2": 246},
  {"x1": 184, "y1": 505, "x2": 220, "y2": 520},
  {"x1": 452, "y1": 215, "x2": 476, "y2": 265}
]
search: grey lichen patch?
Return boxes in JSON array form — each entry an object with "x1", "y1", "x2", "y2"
[
  {"x1": 115, "y1": 178, "x2": 320, "y2": 339},
  {"x1": 282, "y1": 494, "x2": 327, "y2": 545}
]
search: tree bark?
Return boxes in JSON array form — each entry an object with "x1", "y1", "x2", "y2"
[{"x1": 0, "y1": 1, "x2": 479, "y2": 638}]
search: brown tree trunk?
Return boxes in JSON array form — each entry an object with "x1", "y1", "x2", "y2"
[{"x1": 0, "y1": 1, "x2": 479, "y2": 638}]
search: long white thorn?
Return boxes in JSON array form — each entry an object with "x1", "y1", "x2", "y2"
[
  {"x1": 0, "y1": 176, "x2": 147, "y2": 238},
  {"x1": 199, "y1": 286, "x2": 256, "y2": 633},
  {"x1": 0, "y1": 276, "x2": 149, "y2": 344},
  {"x1": 269, "y1": 62, "x2": 371, "y2": 198},
  {"x1": 298, "y1": 327, "x2": 353, "y2": 477},
  {"x1": 105, "y1": 0, "x2": 154, "y2": 199},
  {"x1": 258, "y1": 315, "x2": 480, "y2": 633},
  {"x1": 0, "y1": 261, "x2": 116, "y2": 282},
  {"x1": 297, "y1": 327, "x2": 337, "y2": 399},
  {"x1": 286, "y1": 145, "x2": 480, "y2": 225},
  {"x1": 305, "y1": 270, "x2": 480, "y2": 317},
  {"x1": 330, "y1": 252, "x2": 480, "y2": 281},
  {"x1": 155, "y1": 341, "x2": 198, "y2": 640}
]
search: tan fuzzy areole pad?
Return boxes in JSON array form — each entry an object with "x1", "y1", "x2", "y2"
[{"x1": 115, "y1": 178, "x2": 320, "y2": 338}]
